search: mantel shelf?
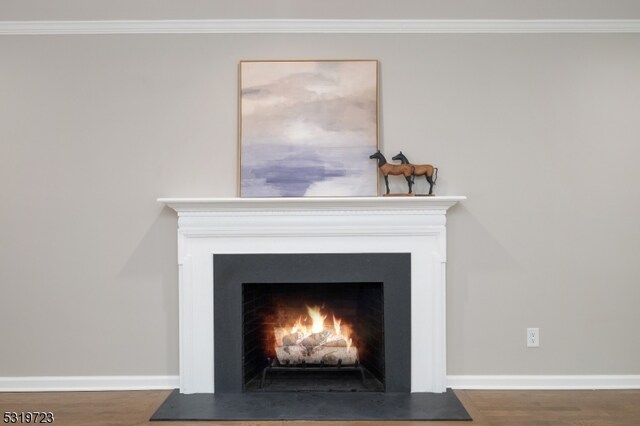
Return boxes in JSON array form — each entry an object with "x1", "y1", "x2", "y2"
[{"x1": 158, "y1": 196, "x2": 466, "y2": 213}]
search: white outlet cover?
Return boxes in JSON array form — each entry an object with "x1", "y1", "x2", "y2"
[{"x1": 527, "y1": 327, "x2": 540, "y2": 347}]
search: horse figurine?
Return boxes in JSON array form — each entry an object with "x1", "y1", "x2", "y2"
[
  {"x1": 369, "y1": 150, "x2": 414, "y2": 195},
  {"x1": 392, "y1": 151, "x2": 438, "y2": 196}
]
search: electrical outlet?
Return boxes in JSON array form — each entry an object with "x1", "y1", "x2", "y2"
[{"x1": 527, "y1": 328, "x2": 540, "y2": 347}]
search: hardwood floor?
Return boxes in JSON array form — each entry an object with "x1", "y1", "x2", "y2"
[{"x1": 1, "y1": 389, "x2": 639, "y2": 425}]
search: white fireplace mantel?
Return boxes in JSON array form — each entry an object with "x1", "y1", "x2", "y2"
[{"x1": 159, "y1": 196, "x2": 465, "y2": 394}]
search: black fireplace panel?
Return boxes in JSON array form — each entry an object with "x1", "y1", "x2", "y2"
[{"x1": 214, "y1": 253, "x2": 411, "y2": 393}]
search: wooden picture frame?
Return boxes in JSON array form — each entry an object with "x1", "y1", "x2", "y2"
[{"x1": 239, "y1": 60, "x2": 379, "y2": 197}]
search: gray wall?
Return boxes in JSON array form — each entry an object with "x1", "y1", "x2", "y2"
[{"x1": 1, "y1": 6, "x2": 640, "y2": 378}]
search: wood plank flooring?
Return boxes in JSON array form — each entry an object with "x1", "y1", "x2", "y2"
[{"x1": 1, "y1": 389, "x2": 639, "y2": 425}]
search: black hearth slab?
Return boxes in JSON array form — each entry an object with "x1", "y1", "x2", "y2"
[{"x1": 150, "y1": 389, "x2": 471, "y2": 421}]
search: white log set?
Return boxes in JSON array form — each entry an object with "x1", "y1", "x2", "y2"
[{"x1": 274, "y1": 327, "x2": 359, "y2": 365}]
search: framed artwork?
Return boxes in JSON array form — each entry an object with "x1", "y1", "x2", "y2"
[{"x1": 239, "y1": 60, "x2": 379, "y2": 197}]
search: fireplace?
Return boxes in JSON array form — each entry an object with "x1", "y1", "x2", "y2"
[{"x1": 159, "y1": 196, "x2": 464, "y2": 394}]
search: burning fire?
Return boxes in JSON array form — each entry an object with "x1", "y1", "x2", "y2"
[
  {"x1": 307, "y1": 305, "x2": 327, "y2": 334},
  {"x1": 273, "y1": 305, "x2": 357, "y2": 365}
]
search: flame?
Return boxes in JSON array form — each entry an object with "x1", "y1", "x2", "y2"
[
  {"x1": 273, "y1": 305, "x2": 357, "y2": 357},
  {"x1": 341, "y1": 323, "x2": 353, "y2": 350},
  {"x1": 307, "y1": 305, "x2": 327, "y2": 333},
  {"x1": 333, "y1": 315, "x2": 354, "y2": 350},
  {"x1": 333, "y1": 315, "x2": 341, "y2": 336},
  {"x1": 291, "y1": 316, "x2": 304, "y2": 334}
]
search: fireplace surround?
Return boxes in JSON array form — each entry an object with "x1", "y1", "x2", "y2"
[{"x1": 159, "y1": 196, "x2": 464, "y2": 394}]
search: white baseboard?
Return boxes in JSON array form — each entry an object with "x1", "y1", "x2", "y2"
[
  {"x1": 3, "y1": 374, "x2": 639, "y2": 392},
  {"x1": 447, "y1": 375, "x2": 640, "y2": 390},
  {"x1": 0, "y1": 376, "x2": 179, "y2": 392}
]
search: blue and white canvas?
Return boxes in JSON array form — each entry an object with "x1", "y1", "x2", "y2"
[{"x1": 240, "y1": 60, "x2": 379, "y2": 197}]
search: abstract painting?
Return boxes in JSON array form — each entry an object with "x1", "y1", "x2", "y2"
[{"x1": 239, "y1": 60, "x2": 379, "y2": 197}]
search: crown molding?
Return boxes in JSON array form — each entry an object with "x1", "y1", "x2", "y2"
[{"x1": 1, "y1": 19, "x2": 640, "y2": 35}]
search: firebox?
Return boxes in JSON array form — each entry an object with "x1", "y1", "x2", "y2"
[
  {"x1": 213, "y1": 253, "x2": 411, "y2": 393},
  {"x1": 242, "y1": 281, "x2": 385, "y2": 391}
]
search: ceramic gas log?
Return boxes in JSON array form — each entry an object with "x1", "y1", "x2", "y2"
[
  {"x1": 275, "y1": 345, "x2": 359, "y2": 365},
  {"x1": 272, "y1": 305, "x2": 358, "y2": 366}
]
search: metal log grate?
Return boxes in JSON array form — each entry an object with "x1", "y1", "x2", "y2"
[{"x1": 259, "y1": 357, "x2": 366, "y2": 390}]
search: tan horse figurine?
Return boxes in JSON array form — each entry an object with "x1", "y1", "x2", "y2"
[
  {"x1": 392, "y1": 151, "x2": 438, "y2": 195},
  {"x1": 369, "y1": 150, "x2": 414, "y2": 195}
]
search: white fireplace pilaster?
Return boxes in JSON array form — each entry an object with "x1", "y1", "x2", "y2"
[{"x1": 159, "y1": 196, "x2": 464, "y2": 394}]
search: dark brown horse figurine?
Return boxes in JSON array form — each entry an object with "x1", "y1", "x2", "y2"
[
  {"x1": 369, "y1": 151, "x2": 414, "y2": 195},
  {"x1": 392, "y1": 151, "x2": 438, "y2": 195}
]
